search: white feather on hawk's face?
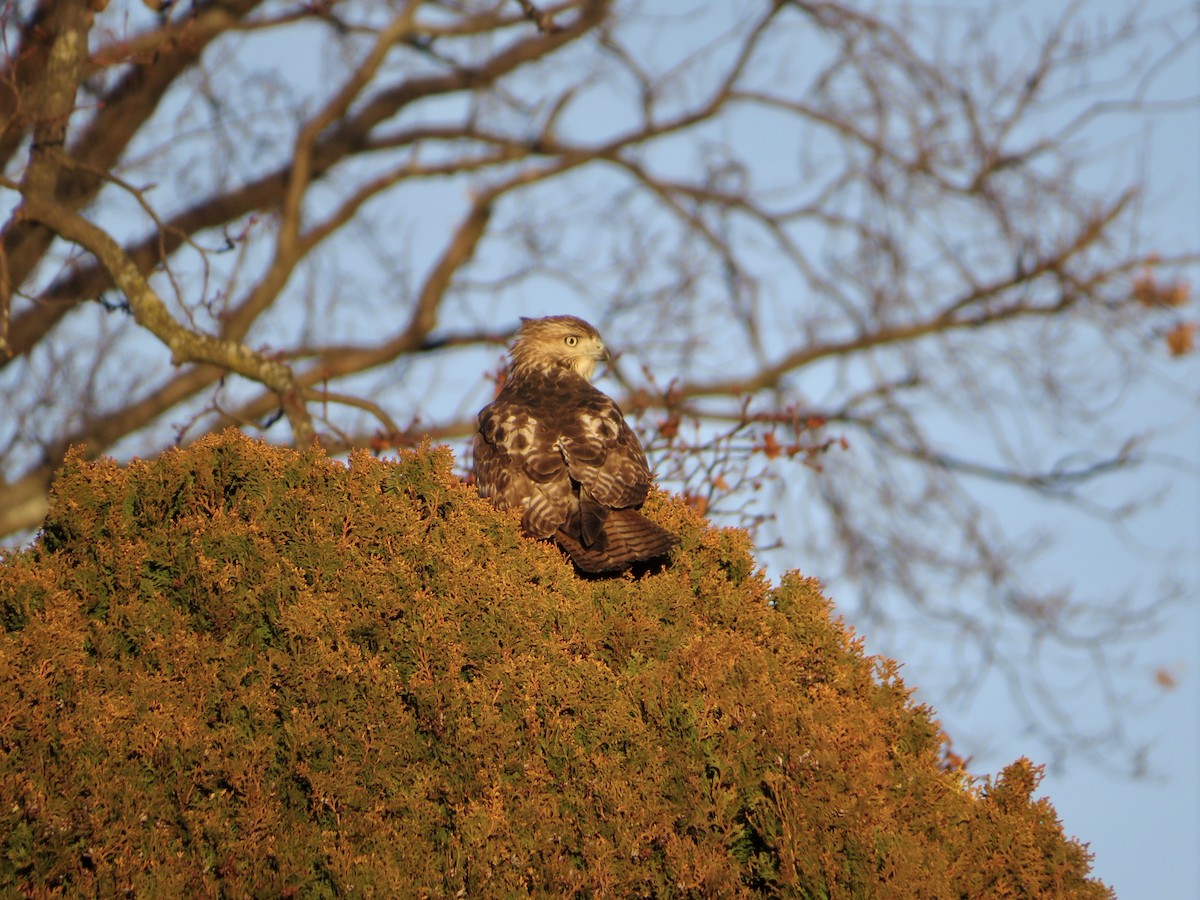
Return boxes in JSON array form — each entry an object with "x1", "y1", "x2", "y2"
[{"x1": 473, "y1": 315, "x2": 678, "y2": 574}]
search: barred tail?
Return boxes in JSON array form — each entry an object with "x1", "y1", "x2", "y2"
[{"x1": 555, "y1": 508, "x2": 679, "y2": 574}]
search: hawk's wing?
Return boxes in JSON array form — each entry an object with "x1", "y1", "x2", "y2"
[
  {"x1": 557, "y1": 393, "x2": 652, "y2": 510},
  {"x1": 474, "y1": 402, "x2": 572, "y2": 540}
]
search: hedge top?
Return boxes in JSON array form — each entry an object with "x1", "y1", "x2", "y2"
[{"x1": 0, "y1": 430, "x2": 1108, "y2": 897}]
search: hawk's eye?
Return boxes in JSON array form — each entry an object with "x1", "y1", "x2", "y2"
[{"x1": 564, "y1": 335, "x2": 578, "y2": 347}]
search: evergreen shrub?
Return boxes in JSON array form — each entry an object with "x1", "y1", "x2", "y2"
[{"x1": 0, "y1": 431, "x2": 1109, "y2": 896}]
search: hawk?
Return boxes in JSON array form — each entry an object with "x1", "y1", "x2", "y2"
[{"x1": 474, "y1": 315, "x2": 679, "y2": 574}]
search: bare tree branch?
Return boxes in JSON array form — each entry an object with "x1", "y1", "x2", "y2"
[{"x1": 16, "y1": 181, "x2": 315, "y2": 444}]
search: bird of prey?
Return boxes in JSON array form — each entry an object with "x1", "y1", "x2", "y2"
[{"x1": 473, "y1": 315, "x2": 678, "y2": 574}]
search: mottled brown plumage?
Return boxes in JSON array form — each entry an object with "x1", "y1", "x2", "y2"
[{"x1": 474, "y1": 315, "x2": 678, "y2": 574}]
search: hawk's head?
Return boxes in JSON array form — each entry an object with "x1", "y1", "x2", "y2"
[{"x1": 509, "y1": 315, "x2": 609, "y2": 380}]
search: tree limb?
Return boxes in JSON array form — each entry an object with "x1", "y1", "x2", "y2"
[{"x1": 18, "y1": 188, "x2": 315, "y2": 445}]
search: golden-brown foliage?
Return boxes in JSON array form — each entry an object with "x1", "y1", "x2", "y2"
[{"x1": 0, "y1": 431, "x2": 1109, "y2": 896}]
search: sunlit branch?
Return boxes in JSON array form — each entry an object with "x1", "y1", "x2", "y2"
[{"x1": 18, "y1": 188, "x2": 315, "y2": 445}]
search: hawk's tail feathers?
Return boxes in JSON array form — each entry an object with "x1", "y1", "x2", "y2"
[{"x1": 555, "y1": 508, "x2": 679, "y2": 574}]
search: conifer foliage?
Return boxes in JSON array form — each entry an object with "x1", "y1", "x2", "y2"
[{"x1": 0, "y1": 432, "x2": 1108, "y2": 896}]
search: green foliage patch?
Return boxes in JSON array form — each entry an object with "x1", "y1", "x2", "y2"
[{"x1": 0, "y1": 431, "x2": 1108, "y2": 896}]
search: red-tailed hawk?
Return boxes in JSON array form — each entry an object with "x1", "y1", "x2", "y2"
[{"x1": 474, "y1": 315, "x2": 679, "y2": 574}]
